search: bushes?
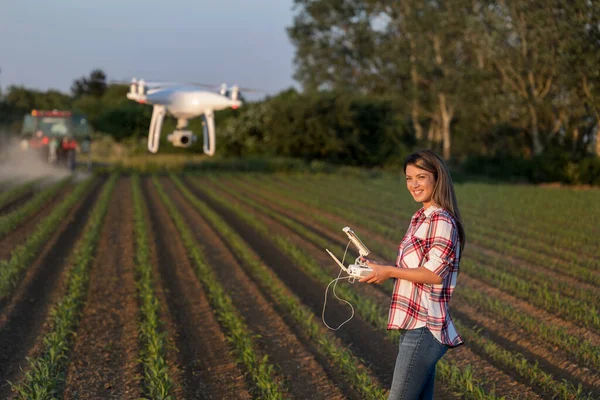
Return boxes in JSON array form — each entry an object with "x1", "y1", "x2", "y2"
[
  {"x1": 576, "y1": 157, "x2": 600, "y2": 185},
  {"x1": 461, "y1": 153, "x2": 600, "y2": 185},
  {"x1": 219, "y1": 90, "x2": 413, "y2": 167}
]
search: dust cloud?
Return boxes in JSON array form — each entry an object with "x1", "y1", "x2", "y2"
[{"x1": 0, "y1": 136, "x2": 78, "y2": 184}]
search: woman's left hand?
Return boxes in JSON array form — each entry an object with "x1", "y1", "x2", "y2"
[{"x1": 359, "y1": 263, "x2": 392, "y2": 284}]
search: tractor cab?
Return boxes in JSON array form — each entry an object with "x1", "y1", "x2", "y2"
[{"x1": 20, "y1": 110, "x2": 91, "y2": 170}]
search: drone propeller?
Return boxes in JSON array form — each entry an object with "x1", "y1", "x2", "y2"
[
  {"x1": 110, "y1": 78, "x2": 180, "y2": 88},
  {"x1": 187, "y1": 82, "x2": 263, "y2": 93},
  {"x1": 112, "y1": 78, "x2": 262, "y2": 92}
]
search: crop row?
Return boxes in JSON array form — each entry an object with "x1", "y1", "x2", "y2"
[
  {"x1": 0, "y1": 176, "x2": 95, "y2": 300},
  {"x1": 0, "y1": 179, "x2": 41, "y2": 210},
  {"x1": 220, "y1": 176, "x2": 600, "y2": 371},
  {"x1": 10, "y1": 174, "x2": 117, "y2": 399},
  {"x1": 0, "y1": 177, "x2": 71, "y2": 238},
  {"x1": 199, "y1": 176, "x2": 592, "y2": 399},
  {"x1": 131, "y1": 175, "x2": 174, "y2": 399},
  {"x1": 237, "y1": 175, "x2": 598, "y2": 330},
  {"x1": 152, "y1": 177, "x2": 285, "y2": 399}
]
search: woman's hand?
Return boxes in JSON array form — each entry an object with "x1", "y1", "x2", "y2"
[{"x1": 359, "y1": 262, "x2": 392, "y2": 284}]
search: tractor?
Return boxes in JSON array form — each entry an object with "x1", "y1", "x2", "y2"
[{"x1": 20, "y1": 110, "x2": 91, "y2": 171}]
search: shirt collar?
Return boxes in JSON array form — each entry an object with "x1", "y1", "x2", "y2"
[{"x1": 423, "y1": 204, "x2": 441, "y2": 217}]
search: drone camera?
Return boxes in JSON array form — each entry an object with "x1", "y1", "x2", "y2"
[{"x1": 167, "y1": 130, "x2": 197, "y2": 148}]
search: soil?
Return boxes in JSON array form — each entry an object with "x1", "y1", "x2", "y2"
[
  {"x1": 0, "y1": 178, "x2": 103, "y2": 398},
  {"x1": 0, "y1": 185, "x2": 74, "y2": 260},
  {"x1": 63, "y1": 178, "x2": 142, "y2": 399},
  {"x1": 142, "y1": 178, "x2": 252, "y2": 399}
]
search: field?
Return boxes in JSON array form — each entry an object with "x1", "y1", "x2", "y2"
[{"x1": 0, "y1": 171, "x2": 598, "y2": 399}]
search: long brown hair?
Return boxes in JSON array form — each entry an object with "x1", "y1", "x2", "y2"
[{"x1": 403, "y1": 149, "x2": 466, "y2": 255}]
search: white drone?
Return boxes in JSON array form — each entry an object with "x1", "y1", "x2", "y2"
[{"x1": 126, "y1": 78, "x2": 248, "y2": 155}]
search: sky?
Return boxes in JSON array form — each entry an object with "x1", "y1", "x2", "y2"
[{"x1": 0, "y1": 0, "x2": 298, "y2": 99}]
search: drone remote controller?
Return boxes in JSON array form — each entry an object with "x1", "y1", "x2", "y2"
[
  {"x1": 347, "y1": 264, "x2": 373, "y2": 278},
  {"x1": 325, "y1": 227, "x2": 373, "y2": 279},
  {"x1": 322, "y1": 227, "x2": 373, "y2": 330}
]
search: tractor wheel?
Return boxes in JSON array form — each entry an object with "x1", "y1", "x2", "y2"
[{"x1": 67, "y1": 150, "x2": 76, "y2": 171}]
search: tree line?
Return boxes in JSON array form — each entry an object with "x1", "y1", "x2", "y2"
[{"x1": 287, "y1": 0, "x2": 600, "y2": 162}]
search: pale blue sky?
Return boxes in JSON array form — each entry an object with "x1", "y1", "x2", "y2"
[{"x1": 0, "y1": 0, "x2": 298, "y2": 98}]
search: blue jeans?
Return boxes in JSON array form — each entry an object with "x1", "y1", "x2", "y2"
[{"x1": 388, "y1": 327, "x2": 448, "y2": 400}]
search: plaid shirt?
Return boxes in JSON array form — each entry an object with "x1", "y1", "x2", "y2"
[{"x1": 387, "y1": 205, "x2": 463, "y2": 347}]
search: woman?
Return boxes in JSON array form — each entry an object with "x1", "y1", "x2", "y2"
[{"x1": 359, "y1": 149, "x2": 465, "y2": 399}]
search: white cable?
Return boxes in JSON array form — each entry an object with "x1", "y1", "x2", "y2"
[{"x1": 322, "y1": 240, "x2": 356, "y2": 330}]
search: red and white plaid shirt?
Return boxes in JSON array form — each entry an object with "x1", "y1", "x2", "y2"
[{"x1": 387, "y1": 205, "x2": 463, "y2": 347}]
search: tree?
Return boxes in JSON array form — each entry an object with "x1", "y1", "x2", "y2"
[
  {"x1": 479, "y1": 1, "x2": 563, "y2": 155},
  {"x1": 288, "y1": 0, "x2": 486, "y2": 160},
  {"x1": 556, "y1": 0, "x2": 600, "y2": 156},
  {"x1": 71, "y1": 69, "x2": 107, "y2": 98},
  {"x1": 287, "y1": 0, "x2": 397, "y2": 93}
]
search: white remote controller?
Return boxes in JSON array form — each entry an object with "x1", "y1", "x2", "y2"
[{"x1": 347, "y1": 264, "x2": 373, "y2": 278}]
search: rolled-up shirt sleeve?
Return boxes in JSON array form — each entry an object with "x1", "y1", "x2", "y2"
[{"x1": 422, "y1": 214, "x2": 457, "y2": 279}]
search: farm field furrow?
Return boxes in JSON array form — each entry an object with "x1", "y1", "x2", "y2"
[
  {"x1": 161, "y1": 177, "x2": 350, "y2": 400},
  {"x1": 142, "y1": 178, "x2": 254, "y2": 399},
  {"x1": 218, "y1": 176, "x2": 600, "y2": 378},
  {"x1": 0, "y1": 178, "x2": 104, "y2": 398},
  {"x1": 62, "y1": 178, "x2": 141, "y2": 399},
  {"x1": 207, "y1": 175, "x2": 598, "y2": 398},
  {"x1": 190, "y1": 176, "x2": 547, "y2": 399}
]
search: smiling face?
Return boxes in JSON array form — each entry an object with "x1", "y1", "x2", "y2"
[{"x1": 405, "y1": 164, "x2": 436, "y2": 208}]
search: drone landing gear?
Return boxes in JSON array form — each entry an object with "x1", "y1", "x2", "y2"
[
  {"x1": 202, "y1": 109, "x2": 215, "y2": 156},
  {"x1": 148, "y1": 105, "x2": 166, "y2": 153}
]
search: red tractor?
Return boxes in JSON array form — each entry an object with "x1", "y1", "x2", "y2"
[{"x1": 20, "y1": 110, "x2": 91, "y2": 171}]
